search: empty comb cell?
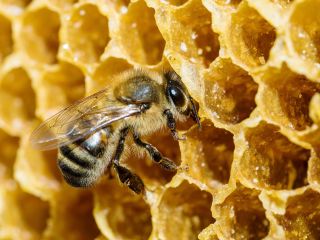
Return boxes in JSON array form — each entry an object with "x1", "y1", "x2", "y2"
[
  {"x1": 117, "y1": 0, "x2": 165, "y2": 65},
  {"x1": 90, "y1": 57, "x2": 132, "y2": 93},
  {"x1": 203, "y1": 58, "x2": 258, "y2": 124},
  {"x1": 17, "y1": 7, "x2": 60, "y2": 65},
  {"x1": 255, "y1": 64, "x2": 320, "y2": 131},
  {"x1": 0, "y1": 66, "x2": 35, "y2": 135},
  {"x1": 0, "y1": 181, "x2": 50, "y2": 239},
  {"x1": 285, "y1": 0, "x2": 320, "y2": 80},
  {"x1": 224, "y1": 1, "x2": 276, "y2": 70},
  {"x1": 15, "y1": 122, "x2": 62, "y2": 201},
  {"x1": 275, "y1": 188, "x2": 320, "y2": 239},
  {"x1": 35, "y1": 62, "x2": 85, "y2": 119},
  {"x1": 154, "y1": 180, "x2": 214, "y2": 240},
  {"x1": 60, "y1": 3, "x2": 110, "y2": 65},
  {"x1": 179, "y1": 121, "x2": 234, "y2": 190},
  {"x1": 45, "y1": 185, "x2": 100, "y2": 240},
  {"x1": 153, "y1": 0, "x2": 219, "y2": 68},
  {"x1": 212, "y1": 184, "x2": 270, "y2": 240},
  {"x1": 237, "y1": 122, "x2": 310, "y2": 190},
  {"x1": 94, "y1": 179, "x2": 152, "y2": 240}
]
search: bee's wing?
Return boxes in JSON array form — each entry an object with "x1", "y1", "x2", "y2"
[{"x1": 30, "y1": 89, "x2": 141, "y2": 151}]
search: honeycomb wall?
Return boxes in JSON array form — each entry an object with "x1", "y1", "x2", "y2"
[{"x1": 1, "y1": 0, "x2": 320, "y2": 239}]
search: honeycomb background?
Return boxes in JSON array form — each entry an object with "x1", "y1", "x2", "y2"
[{"x1": 1, "y1": 0, "x2": 320, "y2": 239}]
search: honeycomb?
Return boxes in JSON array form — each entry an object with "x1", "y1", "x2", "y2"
[{"x1": 1, "y1": 0, "x2": 320, "y2": 239}]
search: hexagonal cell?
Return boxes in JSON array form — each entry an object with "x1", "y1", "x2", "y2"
[
  {"x1": 15, "y1": 124, "x2": 62, "y2": 201},
  {"x1": 0, "y1": 14, "x2": 13, "y2": 63},
  {"x1": 239, "y1": 122, "x2": 310, "y2": 190},
  {"x1": 213, "y1": 184, "x2": 269, "y2": 239},
  {"x1": 225, "y1": 1, "x2": 276, "y2": 70},
  {"x1": 203, "y1": 58, "x2": 258, "y2": 124},
  {"x1": 45, "y1": 186, "x2": 100, "y2": 240},
  {"x1": 180, "y1": 120, "x2": 234, "y2": 190},
  {"x1": 117, "y1": 0, "x2": 165, "y2": 65},
  {"x1": 90, "y1": 57, "x2": 132, "y2": 93},
  {"x1": 286, "y1": 0, "x2": 320, "y2": 79},
  {"x1": 35, "y1": 62, "x2": 85, "y2": 119},
  {"x1": 255, "y1": 64, "x2": 320, "y2": 131},
  {"x1": 275, "y1": 189, "x2": 320, "y2": 239},
  {"x1": 123, "y1": 130, "x2": 181, "y2": 189},
  {"x1": 155, "y1": 0, "x2": 219, "y2": 67},
  {"x1": 61, "y1": 4, "x2": 110, "y2": 64},
  {"x1": 192, "y1": 17, "x2": 220, "y2": 67},
  {"x1": 0, "y1": 182, "x2": 50, "y2": 239},
  {"x1": 18, "y1": 7, "x2": 60, "y2": 64},
  {"x1": 0, "y1": 129, "x2": 19, "y2": 180},
  {"x1": 94, "y1": 179, "x2": 152, "y2": 240},
  {"x1": 155, "y1": 181, "x2": 214, "y2": 239},
  {"x1": 0, "y1": 67, "x2": 35, "y2": 134}
]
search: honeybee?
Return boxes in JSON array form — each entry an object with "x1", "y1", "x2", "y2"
[{"x1": 30, "y1": 70, "x2": 200, "y2": 194}]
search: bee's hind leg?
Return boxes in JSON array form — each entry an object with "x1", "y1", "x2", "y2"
[
  {"x1": 133, "y1": 133, "x2": 177, "y2": 172},
  {"x1": 112, "y1": 127, "x2": 145, "y2": 194}
]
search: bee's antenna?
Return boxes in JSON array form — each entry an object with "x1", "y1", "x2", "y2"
[{"x1": 190, "y1": 97, "x2": 201, "y2": 130}]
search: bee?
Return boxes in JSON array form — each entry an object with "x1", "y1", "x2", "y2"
[{"x1": 30, "y1": 70, "x2": 200, "y2": 194}]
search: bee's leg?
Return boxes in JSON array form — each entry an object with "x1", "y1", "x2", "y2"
[
  {"x1": 133, "y1": 133, "x2": 177, "y2": 172},
  {"x1": 112, "y1": 127, "x2": 129, "y2": 166},
  {"x1": 163, "y1": 109, "x2": 185, "y2": 140},
  {"x1": 112, "y1": 127, "x2": 145, "y2": 194}
]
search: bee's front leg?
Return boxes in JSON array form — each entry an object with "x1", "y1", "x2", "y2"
[
  {"x1": 112, "y1": 127, "x2": 145, "y2": 194},
  {"x1": 163, "y1": 109, "x2": 186, "y2": 140},
  {"x1": 133, "y1": 133, "x2": 177, "y2": 172}
]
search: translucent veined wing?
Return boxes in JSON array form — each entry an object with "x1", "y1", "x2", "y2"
[{"x1": 30, "y1": 89, "x2": 141, "y2": 151}]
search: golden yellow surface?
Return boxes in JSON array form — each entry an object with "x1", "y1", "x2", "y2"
[{"x1": 1, "y1": 0, "x2": 320, "y2": 239}]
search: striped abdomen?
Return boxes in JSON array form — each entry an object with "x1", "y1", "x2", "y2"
[{"x1": 58, "y1": 129, "x2": 110, "y2": 187}]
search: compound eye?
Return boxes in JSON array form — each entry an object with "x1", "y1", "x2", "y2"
[{"x1": 168, "y1": 86, "x2": 186, "y2": 107}]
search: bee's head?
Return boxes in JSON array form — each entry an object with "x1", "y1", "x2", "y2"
[{"x1": 164, "y1": 71, "x2": 201, "y2": 128}]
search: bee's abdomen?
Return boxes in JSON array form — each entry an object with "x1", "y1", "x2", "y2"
[
  {"x1": 79, "y1": 138, "x2": 105, "y2": 158},
  {"x1": 58, "y1": 131, "x2": 109, "y2": 187},
  {"x1": 58, "y1": 146, "x2": 96, "y2": 187},
  {"x1": 59, "y1": 144, "x2": 97, "y2": 168}
]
